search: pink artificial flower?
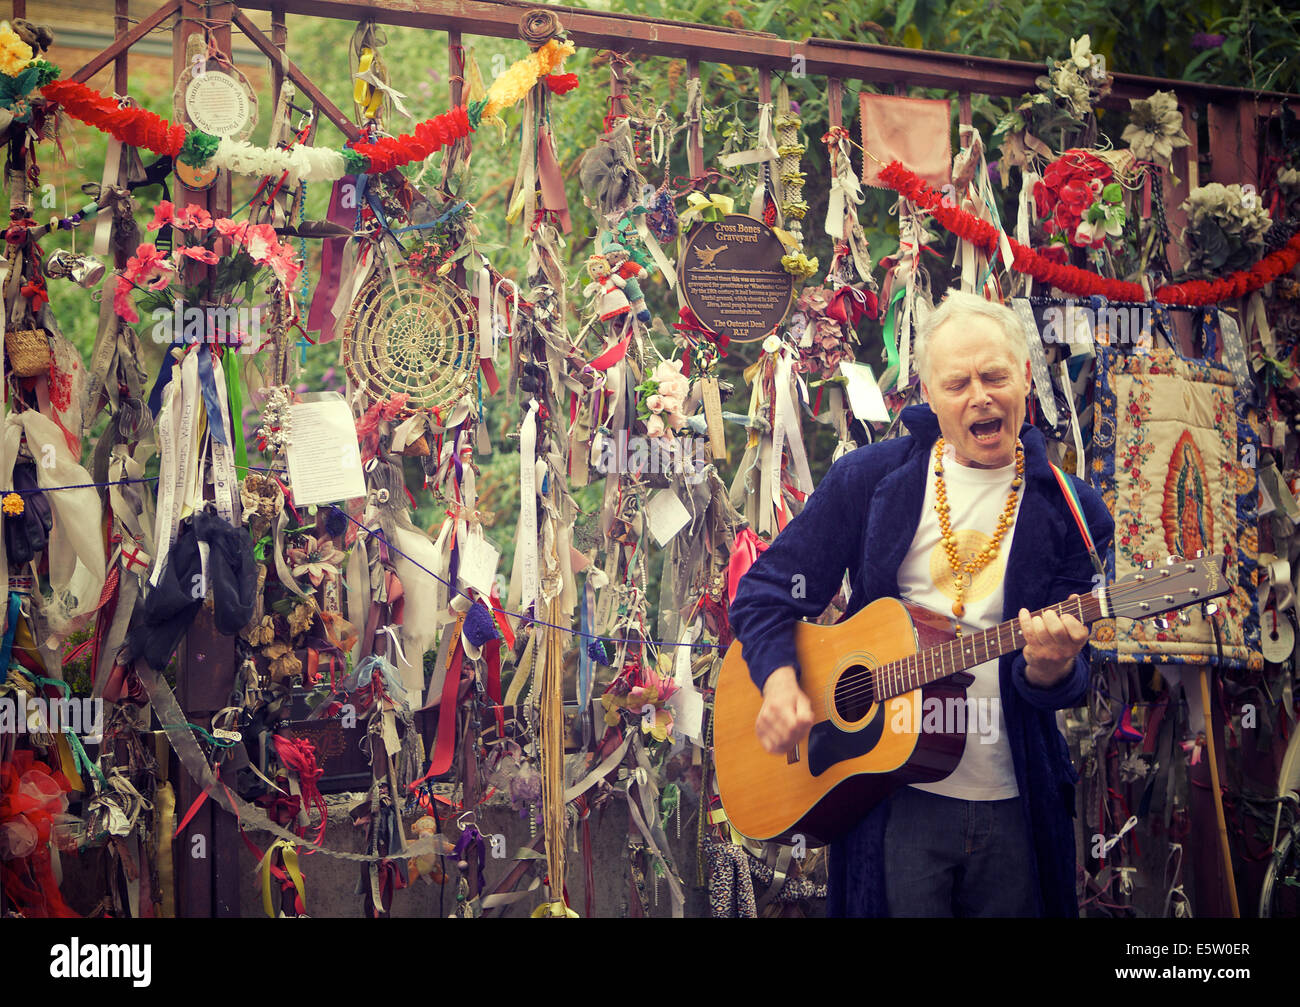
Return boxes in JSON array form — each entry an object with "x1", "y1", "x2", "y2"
[
  {"x1": 113, "y1": 276, "x2": 139, "y2": 324},
  {"x1": 214, "y1": 217, "x2": 246, "y2": 240},
  {"x1": 243, "y1": 222, "x2": 278, "y2": 261},
  {"x1": 179, "y1": 245, "x2": 219, "y2": 265},
  {"x1": 146, "y1": 200, "x2": 175, "y2": 232},
  {"x1": 173, "y1": 203, "x2": 213, "y2": 231}
]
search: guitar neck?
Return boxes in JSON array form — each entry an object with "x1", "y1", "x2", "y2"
[{"x1": 875, "y1": 594, "x2": 1105, "y2": 701}]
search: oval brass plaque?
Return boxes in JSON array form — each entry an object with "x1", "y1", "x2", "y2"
[{"x1": 678, "y1": 214, "x2": 794, "y2": 344}]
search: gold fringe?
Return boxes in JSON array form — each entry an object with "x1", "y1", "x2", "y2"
[{"x1": 539, "y1": 595, "x2": 570, "y2": 911}]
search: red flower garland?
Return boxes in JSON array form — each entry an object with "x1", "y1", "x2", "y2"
[
  {"x1": 878, "y1": 160, "x2": 1300, "y2": 308},
  {"x1": 40, "y1": 80, "x2": 186, "y2": 158},
  {"x1": 347, "y1": 105, "x2": 472, "y2": 174},
  {"x1": 542, "y1": 73, "x2": 579, "y2": 95}
]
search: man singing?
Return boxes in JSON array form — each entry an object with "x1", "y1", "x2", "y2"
[{"x1": 729, "y1": 291, "x2": 1113, "y2": 917}]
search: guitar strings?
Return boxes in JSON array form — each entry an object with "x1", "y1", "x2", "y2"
[{"x1": 825, "y1": 572, "x2": 1219, "y2": 709}]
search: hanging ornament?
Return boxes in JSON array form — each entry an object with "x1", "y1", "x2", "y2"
[{"x1": 343, "y1": 265, "x2": 479, "y2": 416}]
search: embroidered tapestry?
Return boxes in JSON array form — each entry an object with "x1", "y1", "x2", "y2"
[{"x1": 1089, "y1": 336, "x2": 1262, "y2": 670}]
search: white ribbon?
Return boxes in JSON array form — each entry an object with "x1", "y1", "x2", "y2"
[
  {"x1": 718, "y1": 102, "x2": 778, "y2": 168},
  {"x1": 633, "y1": 214, "x2": 677, "y2": 289},
  {"x1": 476, "y1": 265, "x2": 493, "y2": 359},
  {"x1": 517, "y1": 401, "x2": 541, "y2": 613},
  {"x1": 209, "y1": 353, "x2": 240, "y2": 526},
  {"x1": 824, "y1": 138, "x2": 863, "y2": 240},
  {"x1": 772, "y1": 351, "x2": 814, "y2": 499}
]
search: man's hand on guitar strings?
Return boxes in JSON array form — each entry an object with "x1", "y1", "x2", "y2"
[
  {"x1": 1018, "y1": 593, "x2": 1091, "y2": 688},
  {"x1": 756, "y1": 665, "x2": 814, "y2": 756}
]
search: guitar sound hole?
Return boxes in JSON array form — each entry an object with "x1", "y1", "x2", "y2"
[{"x1": 833, "y1": 665, "x2": 875, "y2": 722}]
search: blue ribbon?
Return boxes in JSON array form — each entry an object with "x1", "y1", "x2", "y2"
[
  {"x1": 147, "y1": 348, "x2": 181, "y2": 417},
  {"x1": 195, "y1": 347, "x2": 229, "y2": 446},
  {"x1": 578, "y1": 582, "x2": 593, "y2": 709}
]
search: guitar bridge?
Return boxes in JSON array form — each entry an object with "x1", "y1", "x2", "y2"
[{"x1": 786, "y1": 743, "x2": 800, "y2": 765}]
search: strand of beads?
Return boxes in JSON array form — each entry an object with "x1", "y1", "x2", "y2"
[{"x1": 933, "y1": 437, "x2": 1023, "y2": 618}]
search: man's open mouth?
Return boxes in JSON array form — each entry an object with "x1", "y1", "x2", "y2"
[{"x1": 970, "y1": 418, "x2": 1002, "y2": 442}]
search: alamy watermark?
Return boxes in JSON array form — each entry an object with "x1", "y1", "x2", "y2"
[
  {"x1": 0, "y1": 693, "x2": 103, "y2": 743},
  {"x1": 886, "y1": 695, "x2": 1002, "y2": 746},
  {"x1": 1041, "y1": 303, "x2": 1153, "y2": 348},
  {"x1": 150, "y1": 299, "x2": 264, "y2": 351},
  {"x1": 592, "y1": 431, "x2": 710, "y2": 485}
]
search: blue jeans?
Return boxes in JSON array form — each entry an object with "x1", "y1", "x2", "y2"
[{"x1": 883, "y1": 786, "x2": 1038, "y2": 917}]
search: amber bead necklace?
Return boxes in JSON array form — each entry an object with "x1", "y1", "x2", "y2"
[{"x1": 932, "y1": 436, "x2": 1024, "y2": 618}]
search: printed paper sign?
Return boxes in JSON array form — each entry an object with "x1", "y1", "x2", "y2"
[{"x1": 285, "y1": 395, "x2": 366, "y2": 506}]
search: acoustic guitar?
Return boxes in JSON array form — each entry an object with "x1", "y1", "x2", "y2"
[{"x1": 713, "y1": 554, "x2": 1230, "y2": 844}]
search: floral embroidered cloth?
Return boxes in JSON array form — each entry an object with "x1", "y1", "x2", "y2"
[{"x1": 1089, "y1": 341, "x2": 1262, "y2": 669}]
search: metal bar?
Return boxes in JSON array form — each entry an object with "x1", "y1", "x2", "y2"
[
  {"x1": 70, "y1": 0, "x2": 181, "y2": 85},
  {"x1": 231, "y1": 6, "x2": 361, "y2": 142},
  {"x1": 234, "y1": 0, "x2": 1300, "y2": 105}
]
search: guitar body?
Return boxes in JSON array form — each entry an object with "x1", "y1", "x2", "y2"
[{"x1": 713, "y1": 596, "x2": 974, "y2": 845}]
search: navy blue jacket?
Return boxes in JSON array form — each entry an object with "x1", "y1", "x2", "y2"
[{"x1": 728, "y1": 403, "x2": 1114, "y2": 917}]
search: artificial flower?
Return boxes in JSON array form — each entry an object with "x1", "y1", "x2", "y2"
[
  {"x1": 1121, "y1": 90, "x2": 1190, "y2": 169},
  {"x1": 0, "y1": 22, "x2": 32, "y2": 77},
  {"x1": 542, "y1": 72, "x2": 579, "y2": 95},
  {"x1": 214, "y1": 217, "x2": 246, "y2": 240},
  {"x1": 146, "y1": 200, "x2": 175, "y2": 231},
  {"x1": 482, "y1": 38, "x2": 575, "y2": 118},
  {"x1": 172, "y1": 203, "x2": 213, "y2": 230},
  {"x1": 2, "y1": 492, "x2": 23, "y2": 515},
  {"x1": 651, "y1": 359, "x2": 690, "y2": 403},
  {"x1": 287, "y1": 535, "x2": 345, "y2": 588},
  {"x1": 179, "y1": 245, "x2": 219, "y2": 264}
]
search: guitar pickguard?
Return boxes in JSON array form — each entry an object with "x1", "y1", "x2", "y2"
[{"x1": 807, "y1": 708, "x2": 886, "y2": 777}]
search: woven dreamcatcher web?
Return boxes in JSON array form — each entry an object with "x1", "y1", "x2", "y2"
[{"x1": 343, "y1": 266, "x2": 479, "y2": 415}]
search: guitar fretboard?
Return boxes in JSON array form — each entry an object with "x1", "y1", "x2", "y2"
[{"x1": 872, "y1": 594, "x2": 1105, "y2": 701}]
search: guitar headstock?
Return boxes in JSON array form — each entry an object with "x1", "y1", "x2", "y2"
[{"x1": 1101, "y1": 553, "x2": 1231, "y2": 623}]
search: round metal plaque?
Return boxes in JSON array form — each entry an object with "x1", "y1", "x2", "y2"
[
  {"x1": 184, "y1": 70, "x2": 251, "y2": 138},
  {"x1": 678, "y1": 213, "x2": 794, "y2": 344}
]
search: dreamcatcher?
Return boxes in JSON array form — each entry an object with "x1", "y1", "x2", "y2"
[{"x1": 342, "y1": 265, "x2": 479, "y2": 416}]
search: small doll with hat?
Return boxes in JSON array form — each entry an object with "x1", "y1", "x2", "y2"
[{"x1": 584, "y1": 254, "x2": 630, "y2": 323}]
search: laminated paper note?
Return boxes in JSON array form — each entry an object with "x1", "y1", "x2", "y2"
[
  {"x1": 459, "y1": 532, "x2": 501, "y2": 596},
  {"x1": 838, "y1": 360, "x2": 891, "y2": 424},
  {"x1": 645, "y1": 489, "x2": 691, "y2": 547},
  {"x1": 284, "y1": 395, "x2": 366, "y2": 506}
]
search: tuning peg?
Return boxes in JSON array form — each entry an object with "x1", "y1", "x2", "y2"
[
  {"x1": 1166, "y1": 556, "x2": 1177, "y2": 564},
  {"x1": 1194, "y1": 550, "x2": 1204, "y2": 558},
  {"x1": 1144, "y1": 559, "x2": 1156, "y2": 569},
  {"x1": 1177, "y1": 610, "x2": 1192, "y2": 625},
  {"x1": 1152, "y1": 616, "x2": 1170, "y2": 631},
  {"x1": 1203, "y1": 602, "x2": 1219, "y2": 618}
]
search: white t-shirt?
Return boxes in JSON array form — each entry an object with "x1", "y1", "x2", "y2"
[{"x1": 896, "y1": 441, "x2": 1022, "y2": 801}]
